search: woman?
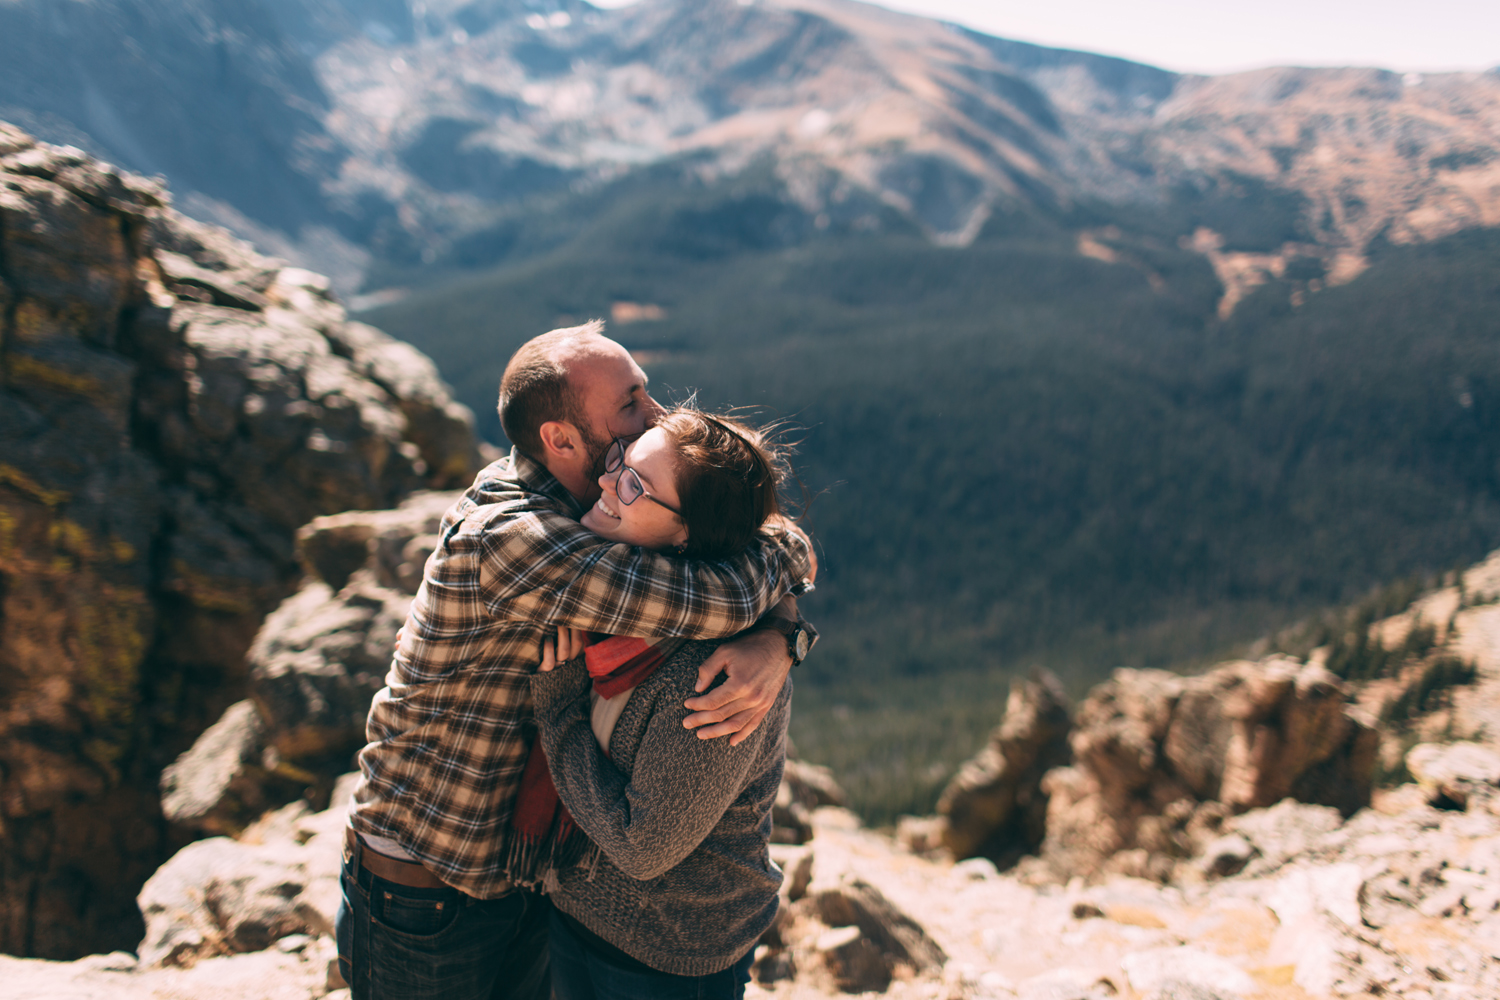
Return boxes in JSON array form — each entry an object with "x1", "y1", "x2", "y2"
[{"x1": 525, "y1": 407, "x2": 811, "y2": 999}]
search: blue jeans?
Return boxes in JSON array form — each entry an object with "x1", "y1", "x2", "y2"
[
  {"x1": 336, "y1": 842, "x2": 549, "y2": 1000},
  {"x1": 548, "y1": 907, "x2": 753, "y2": 1000}
]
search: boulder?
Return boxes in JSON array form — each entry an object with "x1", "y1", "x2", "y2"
[
  {"x1": 137, "y1": 838, "x2": 316, "y2": 968},
  {"x1": 809, "y1": 878, "x2": 947, "y2": 973},
  {"x1": 163, "y1": 493, "x2": 458, "y2": 834},
  {"x1": 938, "y1": 671, "x2": 1071, "y2": 863},
  {"x1": 137, "y1": 780, "x2": 351, "y2": 970},
  {"x1": 0, "y1": 128, "x2": 479, "y2": 957},
  {"x1": 159, "y1": 701, "x2": 278, "y2": 835},
  {"x1": 1040, "y1": 659, "x2": 1377, "y2": 881},
  {"x1": 1407, "y1": 742, "x2": 1500, "y2": 809},
  {"x1": 773, "y1": 758, "x2": 849, "y2": 845}
]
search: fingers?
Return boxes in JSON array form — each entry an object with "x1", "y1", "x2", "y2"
[
  {"x1": 694, "y1": 648, "x2": 734, "y2": 693},
  {"x1": 552, "y1": 626, "x2": 586, "y2": 663},
  {"x1": 539, "y1": 636, "x2": 556, "y2": 673},
  {"x1": 691, "y1": 708, "x2": 759, "y2": 742},
  {"x1": 683, "y1": 683, "x2": 736, "y2": 715},
  {"x1": 727, "y1": 704, "x2": 772, "y2": 746},
  {"x1": 565, "y1": 626, "x2": 587, "y2": 661}
]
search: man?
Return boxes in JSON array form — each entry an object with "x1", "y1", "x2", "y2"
[{"x1": 336, "y1": 321, "x2": 816, "y2": 1000}]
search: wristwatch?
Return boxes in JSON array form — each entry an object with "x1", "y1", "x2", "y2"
[{"x1": 756, "y1": 614, "x2": 818, "y2": 666}]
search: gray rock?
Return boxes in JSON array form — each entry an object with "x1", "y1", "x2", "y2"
[
  {"x1": 159, "y1": 701, "x2": 274, "y2": 835},
  {"x1": 246, "y1": 578, "x2": 407, "y2": 765},
  {"x1": 137, "y1": 838, "x2": 315, "y2": 968},
  {"x1": 164, "y1": 491, "x2": 461, "y2": 834}
]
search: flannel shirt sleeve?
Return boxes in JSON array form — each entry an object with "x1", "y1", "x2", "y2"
[{"x1": 479, "y1": 504, "x2": 813, "y2": 639}]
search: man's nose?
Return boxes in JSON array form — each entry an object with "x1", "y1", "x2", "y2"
[{"x1": 643, "y1": 395, "x2": 666, "y2": 426}]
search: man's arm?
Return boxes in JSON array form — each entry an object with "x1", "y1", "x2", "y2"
[{"x1": 474, "y1": 501, "x2": 813, "y2": 639}]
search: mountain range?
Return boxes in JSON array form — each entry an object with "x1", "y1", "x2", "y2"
[{"x1": 5, "y1": 0, "x2": 1498, "y2": 298}]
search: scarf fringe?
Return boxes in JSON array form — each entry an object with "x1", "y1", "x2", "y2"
[{"x1": 503, "y1": 804, "x2": 592, "y2": 887}]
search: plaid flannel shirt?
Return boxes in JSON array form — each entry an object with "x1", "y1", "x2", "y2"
[{"x1": 349, "y1": 448, "x2": 814, "y2": 897}]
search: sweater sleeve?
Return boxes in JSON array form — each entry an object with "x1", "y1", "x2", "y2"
[{"x1": 530, "y1": 649, "x2": 782, "y2": 881}]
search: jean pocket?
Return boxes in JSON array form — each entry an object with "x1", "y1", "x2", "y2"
[{"x1": 374, "y1": 888, "x2": 461, "y2": 939}]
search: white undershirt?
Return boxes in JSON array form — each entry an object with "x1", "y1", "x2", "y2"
[{"x1": 590, "y1": 685, "x2": 637, "y2": 753}]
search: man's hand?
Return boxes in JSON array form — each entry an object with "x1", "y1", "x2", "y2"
[{"x1": 683, "y1": 628, "x2": 791, "y2": 746}]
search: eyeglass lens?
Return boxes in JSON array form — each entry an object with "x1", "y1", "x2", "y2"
[{"x1": 616, "y1": 467, "x2": 645, "y2": 505}]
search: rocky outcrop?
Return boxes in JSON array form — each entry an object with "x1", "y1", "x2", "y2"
[
  {"x1": 139, "y1": 778, "x2": 353, "y2": 972},
  {"x1": 161, "y1": 492, "x2": 458, "y2": 834},
  {"x1": 0, "y1": 126, "x2": 478, "y2": 958},
  {"x1": 935, "y1": 671, "x2": 1071, "y2": 863},
  {"x1": 755, "y1": 825, "x2": 948, "y2": 994},
  {"x1": 775, "y1": 758, "x2": 849, "y2": 845},
  {"x1": 1039, "y1": 658, "x2": 1379, "y2": 882}
]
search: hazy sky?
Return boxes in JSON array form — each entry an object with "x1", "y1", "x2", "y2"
[{"x1": 592, "y1": 0, "x2": 1500, "y2": 75}]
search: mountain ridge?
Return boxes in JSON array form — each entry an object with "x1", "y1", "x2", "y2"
[{"x1": 3, "y1": 0, "x2": 1497, "y2": 303}]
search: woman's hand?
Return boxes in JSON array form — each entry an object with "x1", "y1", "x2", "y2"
[{"x1": 538, "y1": 625, "x2": 589, "y2": 672}]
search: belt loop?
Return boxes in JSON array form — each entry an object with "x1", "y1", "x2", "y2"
[{"x1": 344, "y1": 827, "x2": 365, "y2": 887}]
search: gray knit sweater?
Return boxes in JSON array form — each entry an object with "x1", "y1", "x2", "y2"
[{"x1": 530, "y1": 640, "x2": 790, "y2": 976}]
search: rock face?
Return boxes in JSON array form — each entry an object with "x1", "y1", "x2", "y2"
[
  {"x1": 1040, "y1": 657, "x2": 1378, "y2": 881},
  {"x1": 936, "y1": 671, "x2": 1071, "y2": 863},
  {"x1": 161, "y1": 491, "x2": 458, "y2": 834},
  {"x1": 0, "y1": 125, "x2": 478, "y2": 958}
]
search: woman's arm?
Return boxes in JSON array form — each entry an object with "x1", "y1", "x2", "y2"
[{"x1": 529, "y1": 648, "x2": 786, "y2": 881}]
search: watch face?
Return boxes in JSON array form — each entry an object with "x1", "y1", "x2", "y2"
[{"x1": 793, "y1": 629, "x2": 811, "y2": 662}]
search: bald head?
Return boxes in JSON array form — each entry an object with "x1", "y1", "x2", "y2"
[
  {"x1": 498, "y1": 320, "x2": 605, "y2": 457},
  {"x1": 498, "y1": 320, "x2": 659, "y2": 477}
]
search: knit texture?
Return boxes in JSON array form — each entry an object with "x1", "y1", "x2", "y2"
[{"x1": 531, "y1": 640, "x2": 789, "y2": 976}]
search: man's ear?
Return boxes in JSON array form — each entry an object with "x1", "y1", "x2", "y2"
[{"x1": 537, "y1": 420, "x2": 582, "y2": 461}]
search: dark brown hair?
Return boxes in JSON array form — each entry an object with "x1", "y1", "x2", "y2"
[
  {"x1": 497, "y1": 320, "x2": 602, "y2": 457},
  {"x1": 656, "y1": 407, "x2": 788, "y2": 561}
]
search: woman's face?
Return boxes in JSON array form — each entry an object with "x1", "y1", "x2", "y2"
[{"x1": 580, "y1": 427, "x2": 689, "y2": 551}]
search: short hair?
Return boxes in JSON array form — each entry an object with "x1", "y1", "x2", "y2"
[
  {"x1": 497, "y1": 320, "x2": 605, "y2": 457},
  {"x1": 655, "y1": 407, "x2": 788, "y2": 561}
]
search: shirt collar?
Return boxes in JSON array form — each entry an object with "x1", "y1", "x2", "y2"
[{"x1": 509, "y1": 446, "x2": 587, "y2": 517}]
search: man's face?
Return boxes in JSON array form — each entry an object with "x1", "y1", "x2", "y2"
[{"x1": 566, "y1": 339, "x2": 663, "y2": 500}]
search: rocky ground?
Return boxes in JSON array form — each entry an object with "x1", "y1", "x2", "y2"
[
  {"x1": 6, "y1": 558, "x2": 1500, "y2": 1000},
  {"x1": 5, "y1": 751, "x2": 1498, "y2": 1000}
]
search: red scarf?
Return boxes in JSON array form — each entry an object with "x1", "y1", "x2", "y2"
[{"x1": 507, "y1": 635, "x2": 684, "y2": 878}]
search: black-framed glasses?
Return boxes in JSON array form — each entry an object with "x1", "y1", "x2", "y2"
[{"x1": 604, "y1": 438, "x2": 682, "y2": 515}]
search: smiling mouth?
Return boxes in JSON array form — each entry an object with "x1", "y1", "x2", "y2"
[{"x1": 595, "y1": 497, "x2": 621, "y2": 520}]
